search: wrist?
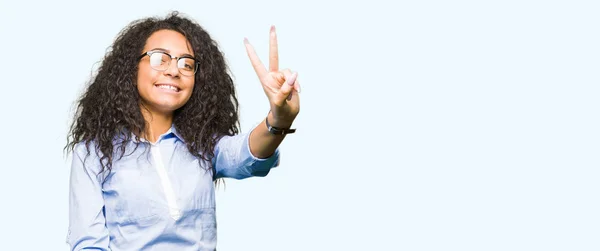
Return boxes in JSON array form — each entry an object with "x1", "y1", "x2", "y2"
[
  {"x1": 265, "y1": 111, "x2": 296, "y2": 135},
  {"x1": 267, "y1": 111, "x2": 295, "y2": 128}
]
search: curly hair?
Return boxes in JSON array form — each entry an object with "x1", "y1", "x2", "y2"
[{"x1": 65, "y1": 11, "x2": 239, "y2": 180}]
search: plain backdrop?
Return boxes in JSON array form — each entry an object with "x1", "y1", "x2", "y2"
[{"x1": 0, "y1": 0, "x2": 598, "y2": 250}]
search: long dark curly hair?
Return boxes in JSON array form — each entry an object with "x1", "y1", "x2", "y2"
[{"x1": 66, "y1": 11, "x2": 239, "y2": 180}]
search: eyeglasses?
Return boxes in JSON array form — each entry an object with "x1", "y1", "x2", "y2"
[{"x1": 138, "y1": 50, "x2": 199, "y2": 76}]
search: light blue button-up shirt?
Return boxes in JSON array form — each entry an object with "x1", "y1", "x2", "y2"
[{"x1": 67, "y1": 125, "x2": 280, "y2": 251}]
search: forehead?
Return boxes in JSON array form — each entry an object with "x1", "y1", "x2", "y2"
[{"x1": 143, "y1": 29, "x2": 193, "y2": 56}]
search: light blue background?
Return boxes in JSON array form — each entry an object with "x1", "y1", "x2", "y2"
[{"x1": 0, "y1": 0, "x2": 598, "y2": 250}]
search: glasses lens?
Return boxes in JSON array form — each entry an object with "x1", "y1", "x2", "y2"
[
  {"x1": 149, "y1": 52, "x2": 169, "y2": 71},
  {"x1": 177, "y1": 58, "x2": 197, "y2": 76}
]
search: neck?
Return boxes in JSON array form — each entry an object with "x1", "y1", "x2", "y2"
[{"x1": 140, "y1": 105, "x2": 173, "y2": 144}]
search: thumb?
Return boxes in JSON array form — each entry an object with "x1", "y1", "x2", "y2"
[{"x1": 276, "y1": 71, "x2": 298, "y2": 103}]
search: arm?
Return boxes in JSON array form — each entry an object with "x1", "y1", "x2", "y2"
[
  {"x1": 213, "y1": 110, "x2": 295, "y2": 179},
  {"x1": 67, "y1": 143, "x2": 111, "y2": 251},
  {"x1": 248, "y1": 112, "x2": 293, "y2": 159},
  {"x1": 213, "y1": 125, "x2": 281, "y2": 180}
]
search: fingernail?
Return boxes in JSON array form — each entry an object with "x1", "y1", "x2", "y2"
[
  {"x1": 271, "y1": 25, "x2": 276, "y2": 32},
  {"x1": 244, "y1": 37, "x2": 249, "y2": 44},
  {"x1": 288, "y1": 72, "x2": 297, "y2": 86}
]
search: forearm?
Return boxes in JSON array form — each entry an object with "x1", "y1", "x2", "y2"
[{"x1": 248, "y1": 112, "x2": 294, "y2": 158}]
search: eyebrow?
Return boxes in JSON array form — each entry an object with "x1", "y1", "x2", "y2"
[{"x1": 150, "y1": 47, "x2": 195, "y2": 58}]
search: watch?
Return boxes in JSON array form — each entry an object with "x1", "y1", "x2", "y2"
[{"x1": 265, "y1": 116, "x2": 296, "y2": 135}]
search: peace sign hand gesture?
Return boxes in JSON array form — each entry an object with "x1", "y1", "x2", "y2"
[{"x1": 244, "y1": 26, "x2": 301, "y2": 128}]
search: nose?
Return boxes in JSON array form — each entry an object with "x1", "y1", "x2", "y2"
[{"x1": 163, "y1": 58, "x2": 180, "y2": 77}]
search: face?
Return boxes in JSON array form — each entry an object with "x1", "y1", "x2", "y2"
[{"x1": 137, "y1": 29, "x2": 196, "y2": 115}]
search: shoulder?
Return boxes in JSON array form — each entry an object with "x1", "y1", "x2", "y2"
[
  {"x1": 72, "y1": 141, "x2": 99, "y2": 159},
  {"x1": 215, "y1": 132, "x2": 248, "y2": 146}
]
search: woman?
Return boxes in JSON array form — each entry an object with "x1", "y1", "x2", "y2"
[{"x1": 65, "y1": 11, "x2": 300, "y2": 251}]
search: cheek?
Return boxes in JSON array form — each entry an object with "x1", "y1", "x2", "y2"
[
  {"x1": 137, "y1": 68, "x2": 157, "y2": 90},
  {"x1": 183, "y1": 79, "x2": 195, "y2": 96}
]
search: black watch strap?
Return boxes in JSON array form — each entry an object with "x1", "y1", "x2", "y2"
[{"x1": 265, "y1": 116, "x2": 296, "y2": 135}]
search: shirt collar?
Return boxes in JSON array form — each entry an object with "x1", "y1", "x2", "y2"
[
  {"x1": 123, "y1": 124, "x2": 185, "y2": 144},
  {"x1": 170, "y1": 125, "x2": 185, "y2": 143}
]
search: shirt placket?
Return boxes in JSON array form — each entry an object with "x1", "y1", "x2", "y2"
[{"x1": 150, "y1": 143, "x2": 181, "y2": 221}]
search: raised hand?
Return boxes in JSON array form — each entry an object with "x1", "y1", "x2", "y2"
[{"x1": 244, "y1": 26, "x2": 300, "y2": 127}]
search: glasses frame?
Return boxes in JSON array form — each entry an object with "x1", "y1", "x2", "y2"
[{"x1": 138, "y1": 50, "x2": 200, "y2": 76}]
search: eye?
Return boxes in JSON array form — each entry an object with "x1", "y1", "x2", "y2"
[
  {"x1": 149, "y1": 54, "x2": 162, "y2": 66},
  {"x1": 149, "y1": 52, "x2": 169, "y2": 66},
  {"x1": 179, "y1": 58, "x2": 196, "y2": 71}
]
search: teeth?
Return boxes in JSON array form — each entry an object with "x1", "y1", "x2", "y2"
[{"x1": 157, "y1": 85, "x2": 178, "y2": 91}]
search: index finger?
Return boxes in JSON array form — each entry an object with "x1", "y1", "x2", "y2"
[
  {"x1": 269, "y1": 25, "x2": 279, "y2": 72},
  {"x1": 244, "y1": 38, "x2": 269, "y2": 79}
]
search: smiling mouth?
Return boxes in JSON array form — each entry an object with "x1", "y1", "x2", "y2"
[{"x1": 155, "y1": 84, "x2": 181, "y2": 92}]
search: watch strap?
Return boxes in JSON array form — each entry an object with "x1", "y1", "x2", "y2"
[{"x1": 265, "y1": 116, "x2": 296, "y2": 135}]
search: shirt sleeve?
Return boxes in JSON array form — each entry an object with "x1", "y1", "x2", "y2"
[
  {"x1": 213, "y1": 129, "x2": 281, "y2": 179},
  {"x1": 67, "y1": 143, "x2": 112, "y2": 251}
]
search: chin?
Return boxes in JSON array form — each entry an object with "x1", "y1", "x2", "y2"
[
  {"x1": 141, "y1": 97, "x2": 188, "y2": 114},
  {"x1": 157, "y1": 101, "x2": 187, "y2": 113}
]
